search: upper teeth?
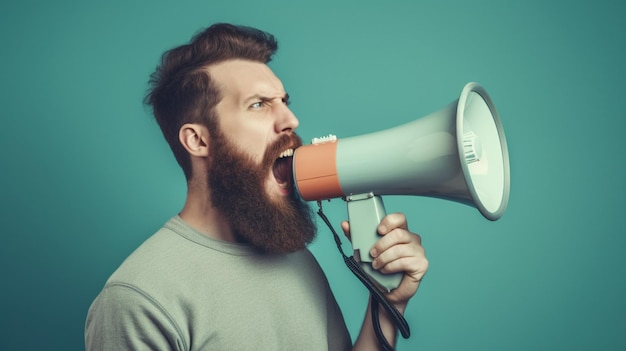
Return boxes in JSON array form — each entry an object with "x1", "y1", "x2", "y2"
[{"x1": 279, "y1": 149, "x2": 294, "y2": 158}]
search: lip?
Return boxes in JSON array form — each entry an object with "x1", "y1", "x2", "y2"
[{"x1": 271, "y1": 148, "x2": 295, "y2": 196}]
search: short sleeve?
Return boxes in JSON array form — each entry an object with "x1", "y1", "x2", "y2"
[{"x1": 85, "y1": 283, "x2": 186, "y2": 351}]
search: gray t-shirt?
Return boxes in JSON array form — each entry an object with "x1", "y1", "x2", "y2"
[{"x1": 85, "y1": 216, "x2": 351, "y2": 350}]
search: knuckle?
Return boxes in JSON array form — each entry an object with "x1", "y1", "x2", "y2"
[
  {"x1": 413, "y1": 233, "x2": 422, "y2": 244},
  {"x1": 385, "y1": 212, "x2": 407, "y2": 228},
  {"x1": 391, "y1": 212, "x2": 406, "y2": 221}
]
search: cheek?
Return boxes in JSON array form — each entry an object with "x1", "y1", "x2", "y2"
[
  {"x1": 241, "y1": 129, "x2": 273, "y2": 161},
  {"x1": 220, "y1": 113, "x2": 273, "y2": 163},
  {"x1": 231, "y1": 133, "x2": 268, "y2": 165}
]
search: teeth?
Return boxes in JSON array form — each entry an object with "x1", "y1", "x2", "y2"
[{"x1": 278, "y1": 148, "x2": 294, "y2": 158}]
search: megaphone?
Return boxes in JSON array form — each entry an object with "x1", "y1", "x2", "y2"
[{"x1": 292, "y1": 82, "x2": 510, "y2": 292}]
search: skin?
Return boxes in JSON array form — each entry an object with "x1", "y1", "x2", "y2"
[
  {"x1": 177, "y1": 59, "x2": 299, "y2": 242},
  {"x1": 210, "y1": 59, "x2": 300, "y2": 202},
  {"x1": 177, "y1": 59, "x2": 429, "y2": 350}
]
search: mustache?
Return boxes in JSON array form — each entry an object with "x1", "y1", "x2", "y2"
[{"x1": 262, "y1": 133, "x2": 303, "y2": 167}]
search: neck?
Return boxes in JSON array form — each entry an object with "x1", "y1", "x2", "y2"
[{"x1": 178, "y1": 180, "x2": 236, "y2": 243}]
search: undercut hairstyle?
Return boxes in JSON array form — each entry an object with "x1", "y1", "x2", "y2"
[{"x1": 144, "y1": 23, "x2": 278, "y2": 179}]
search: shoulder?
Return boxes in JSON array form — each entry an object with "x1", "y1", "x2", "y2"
[
  {"x1": 85, "y1": 282, "x2": 187, "y2": 350},
  {"x1": 106, "y1": 218, "x2": 210, "y2": 287}
]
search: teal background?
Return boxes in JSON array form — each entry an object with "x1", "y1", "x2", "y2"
[{"x1": 1, "y1": 0, "x2": 624, "y2": 350}]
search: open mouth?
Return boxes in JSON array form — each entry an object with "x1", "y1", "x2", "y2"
[{"x1": 272, "y1": 148, "x2": 294, "y2": 191}]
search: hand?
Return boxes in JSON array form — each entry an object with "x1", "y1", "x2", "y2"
[{"x1": 341, "y1": 212, "x2": 428, "y2": 306}]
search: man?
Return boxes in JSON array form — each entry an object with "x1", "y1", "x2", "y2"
[{"x1": 85, "y1": 23, "x2": 428, "y2": 350}]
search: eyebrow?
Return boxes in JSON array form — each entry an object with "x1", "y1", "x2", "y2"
[{"x1": 243, "y1": 92, "x2": 290, "y2": 105}]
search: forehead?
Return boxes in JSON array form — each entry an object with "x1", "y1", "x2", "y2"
[{"x1": 207, "y1": 59, "x2": 285, "y2": 101}]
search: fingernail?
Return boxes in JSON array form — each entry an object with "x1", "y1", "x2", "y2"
[{"x1": 370, "y1": 248, "x2": 378, "y2": 257}]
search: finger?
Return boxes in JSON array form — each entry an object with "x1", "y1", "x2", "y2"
[
  {"x1": 377, "y1": 212, "x2": 408, "y2": 235},
  {"x1": 370, "y1": 228, "x2": 420, "y2": 258},
  {"x1": 382, "y1": 256, "x2": 429, "y2": 284},
  {"x1": 372, "y1": 242, "x2": 427, "y2": 275},
  {"x1": 340, "y1": 221, "x2": 351, "y2": 241}
]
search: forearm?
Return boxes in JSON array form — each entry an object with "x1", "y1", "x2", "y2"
[{"x1": 352, "y1": 297, "x2": 407, "y2": 351}]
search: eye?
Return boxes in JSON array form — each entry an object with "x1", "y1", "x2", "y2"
[
  {"x1": 282, "y1": 94, "x2": 291, "y2": 106},
  {"x1": 250, "y1": 101, "x2": 262, "y2": 109}
]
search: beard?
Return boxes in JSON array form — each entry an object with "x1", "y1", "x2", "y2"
[{"x1": 206, "y1": 129, "x2": 317, "y2": 254}]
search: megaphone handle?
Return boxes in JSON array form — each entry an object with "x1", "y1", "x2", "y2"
[
  {"x1": 346, "y1": 193, "x2": 404, "y2": 292},
  {"x1": 316, "y1": 202, "x2": 411, "y2": 348}
]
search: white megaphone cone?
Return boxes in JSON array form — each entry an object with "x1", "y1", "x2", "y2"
[{"x1": 293, "y1": 82, "x2": 510, "y2": 291}]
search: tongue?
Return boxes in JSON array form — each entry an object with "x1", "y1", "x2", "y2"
[{"x1": 273, "y1": 157, "x2": 293, "y2": 184}]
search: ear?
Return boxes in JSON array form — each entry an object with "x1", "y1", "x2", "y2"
[{"x1": 179, "y1": 123, "x2": 210, "y2": 157}]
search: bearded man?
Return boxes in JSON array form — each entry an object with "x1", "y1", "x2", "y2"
[{"x1": 85, "y1": 23, "x2": 428, "y2": 351}]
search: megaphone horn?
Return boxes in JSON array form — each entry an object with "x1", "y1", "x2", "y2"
[{"x1": 293, "y1": 82, "x2": 510, "y2": 291}]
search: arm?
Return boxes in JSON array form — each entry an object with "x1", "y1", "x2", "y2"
[{"x1": 343, "y1": 213, "x2": 428, "y2": 351}]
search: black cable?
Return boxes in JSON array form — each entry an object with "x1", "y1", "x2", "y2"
[
  {"x1": 371, "y1": 298, "x2": 393, "y2": 351},
  {"x1": 316, "y1": 204, "x2": 410, "y2": 350}
]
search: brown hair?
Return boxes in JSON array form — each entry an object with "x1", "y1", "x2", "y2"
[{"x1": 144, "y1": 23, "x2": 278, "y2": 179}]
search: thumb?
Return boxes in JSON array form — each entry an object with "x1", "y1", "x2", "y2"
[{"x1": 340, "y1": 221, "x2": 351, "y2": 241}]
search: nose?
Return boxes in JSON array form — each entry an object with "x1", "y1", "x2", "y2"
[{"x1": 276, "y1": 104, "x2": 299, "y2": 134}]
